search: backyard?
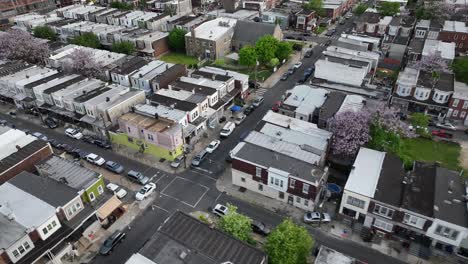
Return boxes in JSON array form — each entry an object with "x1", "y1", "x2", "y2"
[
  {"x1": 213, "y1": 58, "x2": 273, "y2": 81},
  {"x1": 160, "y1": 52, "x2": 198, "y2": 65}
]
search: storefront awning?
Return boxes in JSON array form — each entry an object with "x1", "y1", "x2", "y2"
[{"x1": 96, "y1": 195, "x2": 122, "y2": 220}]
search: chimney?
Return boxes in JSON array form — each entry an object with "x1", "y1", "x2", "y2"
[
  {"x1": 15, "y1": 145, "x2": 21, "y2": 150},
  {"x1": 192, "y1": 88, "x2": 195, "y2": 94},
  {"x1": 106, "y1": 97, "x2": 110, "y2": 102},
  {"x1": 190, "y1": 26, "x2": 196, "y2": 39}
]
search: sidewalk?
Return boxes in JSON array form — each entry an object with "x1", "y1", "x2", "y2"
[{"x1": 260, "y1": 51, "x2": 303, "y2": 89}]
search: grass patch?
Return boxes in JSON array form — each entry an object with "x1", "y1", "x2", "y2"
[
  {"x1": 251, "y1": 70, "x2": 272, "y2": 81},
  {"x1": 401, "y1": 138, "x2": 462, "y2": 171},
  {"x1": 160, "y1": 52, "x2": 198, "y2": 65},
  {"x1": 314, "y1": 26, "x2": 326, "y2": 34}
]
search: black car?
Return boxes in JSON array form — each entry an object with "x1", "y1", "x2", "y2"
[
  {"x1": 99, "y1": 231, "x2": 126, "y2": 255},
  {"x1": 82, "y1": 135, "x2": 96, "y2": 144},
  {"x1": 70, "y1": 148, "x2": 88, "y2": 159},
  {"x1": 280, "y1": 73, "x2": 289, "y2": 80},
  {"x1": 61, "y1": 144, "x2": 75, "y2": 154},
  {"x1": 94, "y1": 139, "x2": 111, "y2": 149},
  {"x1": 44, "y1": 117, "x2": 58, "y2": 129},
  {"x1": 48, "y1": 139, "x2": 63, "y2": 149},
  {"x1": 244, "y1": 105, "x2": 255, "y2": 116},
  {"x1": 324, "y1": 40, "x2": 332, "y2": 47},
  {"x1": 304, "y1": 50, "x2": 313, "y2": 58},
  {"x1": 288, "y1": 67, "x2": 295, "y2": 75},
  {"x1": 251, "y1": 220, "x2": 271, "y2": 236}
]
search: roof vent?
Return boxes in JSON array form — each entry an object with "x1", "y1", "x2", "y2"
[
  {"x1": 444, "y1": 200, "x2": 452, "y2": 205},
  {"x1": 15, "y1": 145, "x2": 22, "y2": 150},
  {"x1": 179, "y1": 251, "x2": 188, "y2": 260},
  {"x1": 106, "y1": 97, "x2": 110, "y2": 102},
  {"x1": 7, "y1": 213, "x2": 15, "y2": 221}
]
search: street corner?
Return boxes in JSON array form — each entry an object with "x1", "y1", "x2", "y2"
[{"x1": 136, "y1": 192, "x2": 158, "y2": 210}]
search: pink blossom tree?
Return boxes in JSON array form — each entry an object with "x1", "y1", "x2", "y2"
[
  {"x1": 63, "y1": 48, "x2": 103, "y2": 78},
  {"x1": 372, "y1": 103, "x2": 414, "y2": 138},
  {"x1": 328, "y1": 110, "x2": 372, "y2": 157},
  {"x1": 0, "y1": 29, "x2": 49, "y2": 65},
  {"x1": 413, "y1": 52, "x2": 450, "y2": 74}
]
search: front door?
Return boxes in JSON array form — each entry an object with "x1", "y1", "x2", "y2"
[{"x1": 287, "y1": 196, "x2": 293, "y2": 205}]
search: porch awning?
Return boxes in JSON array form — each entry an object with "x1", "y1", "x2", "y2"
[
  {"x1": 96, "y1": 195, "x2": 122, "y2": 220},
  {"x1": 230, "y1": 105, "x2": 242, "y2": 112}
]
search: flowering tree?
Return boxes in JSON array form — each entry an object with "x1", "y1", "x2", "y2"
[
  {"x1": 0, "y1": 30, "x2": 49, "y2": 65},
  {"x1": 413, "y1": 52, "x2": 449, "y2": 74},
  {"x1": 63, "y1": 48, "x2": 103, "y2": 78},
  {"x1": 372, "y1": 103, "x2": 413, "y2": 137},
  {"x1": 328, "y1": 110, "x2": 372, "y2": 157}
]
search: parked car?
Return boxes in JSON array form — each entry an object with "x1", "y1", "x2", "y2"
[
  {"x1": 212, "y1": 204, "x2": 229, "y2": 217},
  {"x1": 170, "y1": 155, "x2": 185, "y2": 168},
  {"x1": 32, "y1": 132, "x2": 48, "y2": 141},
  {"x1": 106, "y1": 183, "x2": 127, "y2": 199},
  {"x1": 61, "y1": 144, "x2": 75, "y2": 154},
  {"x1": 303, "y1": 212, "x2": 331, "y2": 224},
  {"x1": 234, "y1": 114, "x2": 246, "y2": 125},
  {"x1": 85, "y1": 153, "x2": 106, "y2": 166},
  {"x1": 94, "y1": 139, "x2": 111, "y2": 149},
  {"x1": 244, "y1": 105, "x2": 255, "y2": 115},
  {"x1": 304, "y1": 49, "x2": 313, "y2": 58},
  {"x1": 435, "y1": 122, "x2": 456, "y2": 131},
  {"x1": 99, "y1": 231, "x2": 126, "y2": 255},
  {"x1": 206, "y1": 140, "x2": 221, "y2": 153},
  {"x1": 71, "y1": 148, "x2": 89, "y2": 160},
  {"x1": 0, "y1": 119, "x2": 7, "y2": 126},
  {"x1": 431, "y1": 129, "x2": 453, "y2": 139},
  {"x1": 304, "y1": 67, "x2": 315, "y2": 77},
  {"x1": 288, "y1": 67, "x2": 295, "y2": 75},
  {"x1": 252, "y1": 96, "x2": 264, "y2": 107},
  {"x1": 191, "y1": 150, "x2": 209, "y2": 167},
  {"x1": 325, "y1": 29, "x2": 336, "y2": 36},
  {"x1": 65, "y1": 128, "x2": 83, "y2": 140},
  {"x1": 293, "y1": 62, "x2": 303, "y2": 69},
  {"x1": 281, "y1": 73, "x2": 289, "y2": 81},
  {"x1": 44, "y1": 117, "x2": 58, "y2": 129},
  {"x1": 135, "y1": 183, "x2": 156, "y2": 201},
  {"x1": 272, "y1": 101, "x2": 282, "y2": 112},
  {"x1": 127, "y1": 170, "x2": 149, "y2": 185},
  {"x1": 324, "y1": 40, "x2": 332, "y2": 46},
  {"x1": 297, "y1": 76, "x2": 307, "y2": 84},
  {"x1": 219, "y1": 116, "x2": 227, "y2": 123},
  {"x1": 48, "y1": 139, "x2": 63, "y2": 149},
  {"x1": 105, "y1": 161, "x2": 124, "y2": 174},
  {"x1": 251, "y1": 220, "x2": 271, "y2": 236},
  {"x1": 220, "y1": 122, "x2": 236, "y2": 138}
]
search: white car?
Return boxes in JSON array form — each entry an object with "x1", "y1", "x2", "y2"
[
  {"x1": 234, "y1": 114, "x2": 246, "y2": 125},
  {"x1": 135, "y1": 183, "x2": 156, "y2": 201},
  {"x1": 435, "y1": 122, "x2": 456, "y2": 131},
  {"x1": 86, "y1": 153, "x2": 106, "y2": 166},
  {"x1": 303, "y1": 212, "x2": 331, "y2": 224},
  {"x1": 106, "y1": 183, "x2": 127, "y2": 199},
  {"x1": 212, "y1": 204, "x2": 229, "y2": 217},
  {"x1": 65, "y1": 128, "x2": 83, "y2": 140},
  {"x1": 293, "y1": 62, "x2": 303, "y2": 69},
  {"x1": 206, "y1": 140, "x2": 221, "y2": 153}
]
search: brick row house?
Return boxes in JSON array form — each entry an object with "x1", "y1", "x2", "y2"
[
  {"x1": 447, "y1": 81, "x2": 468, "y2": 125},
  {"x1": 339, "y1": 147, "x2": 468, "y2": 259},
  {"x1": 230, "y1": 111, "x2": 331, "y2": 211},
  {"x1": 438, "y1": 21, "x2": 468, "y2": 53}
]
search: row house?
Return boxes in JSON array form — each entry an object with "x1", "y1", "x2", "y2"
[
  {"x1": 198, "y1": 66, "x2": 249, "y2": 99},
  {"x1": 109, "y1": 56, "x2": 149, "y2": 87},
  {"x1": 323, "y1": 0, "x2": 356, "y2": 22},
  {"x1": 52, "y1": 78, "x2": 104, "y2": 112},
  {"x1": 422, "y1": 39, "x2": 456, "y2": 66},
  {"x1": 168, "y1": 81, "x2": 220, "y2": 109},
  {"x1": 33, "y1": 74, "x2": 86, "y2": 106},
  {"x1": 278, "y1": 85, "x2": 329, "y2": 122},
  {"x1": 447, "y1": 81, "x2": 468, "y2": 125},
  {"x1": 149, "y1": 64, "x2": 187, "y2": 90},
  {"x1": 340, "y1": 147, "x2": 468, "y2": 259},
  {"x1": 231, "y1": 111, "x2": 332, "y2": 211},
  {"x1": 0, "y1": 0, "x2": 56, "y2": 24},
  {"x1": 314, "y1": 55, "x2": 372, "y2": 87},
  {"x1": 414, "y1": 19, "x2": 443, "y2": 40},
  {"x1": 294, "y1": 9, "x2": 316, "y2": 32},
  {"x1": 129, "y1": 60, "x2": 175, "y2": 94},
  {"x1": 11, "y1": 13, "x2": 63, "y2": 31},
  {"x1": 354, "y1": 12, "x2": 381, "y2": 35},
  {"x1": 0, "y1": 62, "x2": 34, "y2": 102},
  {"x1": 147, "y1": 0, "x2": 193, "y2": 16},
  {"x1": 392, "y1": 67, "x2": 455, "y2": 118},
  {"x1": 438, "y1": 21, "x2": 468, "y2": 53}
]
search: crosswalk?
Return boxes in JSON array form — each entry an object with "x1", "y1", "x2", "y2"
[{"x1": 255, "y1": 87, "x2": 269, "y2": 96}]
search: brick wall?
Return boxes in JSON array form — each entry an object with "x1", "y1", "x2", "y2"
[{"x1": 438, "y1": 31, "x2": 468, "y2": 52}]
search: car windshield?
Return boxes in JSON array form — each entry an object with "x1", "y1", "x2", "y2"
[
  {"x1": 139, "y1": 188, "x2": 146, "y2": 194},
  {"x1": 221, "y1": 128, "x2": 230, "y2": 133},
  {"x1": 136, "y1": 173, "x2": 144, "y2": 180},
  {"x1": 104, "y1": 239, "x2": 113, "y2": 247},
  {"x1": 208, "y1": 143, "x2": 215, "y2": 148}
]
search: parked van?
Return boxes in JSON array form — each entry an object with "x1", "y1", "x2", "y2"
[
  {"x1": 220, "y1": 122, "x2": 236, "y2": 138},
  {"x1": 191, "y1": 150, "x2": 209, "y2": 167}
]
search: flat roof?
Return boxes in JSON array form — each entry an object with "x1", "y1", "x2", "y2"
[
  {"x1": 134, "y1": 103, "x2": 186, "y2": 122},
  {"x1": 149, "y1": 93, "x2": 198, "y2": 112},
  {"x1": 170, "y1": 81, "x2": 217, "y2": 96},
  {"x1": 345, "y1": 148, "x2": 385, "y2": 197},
  {"x1": 36, "y1": 155, "x2": 100, "y2": 191},
  {"x1": 119, "y1": 112, "x2": 175, "y2": 133},
  {"x1": 422, "y1": 39, "x2": 455, "y2": 60},
  {"x1": 453, "y1": 81, "x2": 468, "y2": 100},
  {"x1": 186, "y1": 17, "x2": 236, "y2": 41},
  {"x1": 401, "y1": 162, "x2": 436, "y2": 217},
  {"x1": 74, "y1": 87, "x2": 112, "y2": 103},
  {"x1": 315, "y1": 246, "x2": 355, "y2": 264},
  {"x1": 43, "y1": 75, "x2": 87, "y2": 95},
  {"x1": 443, "y1": 21, "x2": 468, "y2": 33},
  {"x1": 373, "y1": 154, "x2": 406, "y2": 207},
  {"x1": 0, "y1": 127, "x2": 37, "y2": 160},
  {"x1": 0, "y1": 182, "x2": 56, "y2": 229},
  {"x1": 283, "y1": 85, "x2": 329, "y2": 116},
  {"x1": 0, "y1": 214, "x2": 28, "y2": 250}
]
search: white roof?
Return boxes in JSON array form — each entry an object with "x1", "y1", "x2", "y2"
[
  {"x1": 397, "y1": 67, "x2": 419, "y2": 87},
  {"x1": 262, "y1": 110, "x2": 332, "y2": 138},
  {"x1": 185, "y1": 17, "x2": 237, "y2": 41},
  {"x1": 338, "y1": 95, "x2": 365, "y2": 113},
  {"x1": 315, "y1": 246, "x2": 355, "y2": 264},
  {"x1": 180, "y1": 76, "x2": 225, "y2": 90},
  {"x1": 422, "y1": 39, "x2": 455, "y2": 60},
  {"x1": 443, "y1": 21, "x2": 468, "y2": 33},
  {"x1": 0, "y1": 183, "x2": 56, "y2": 229},
  {"x1": 125, "y1": 253, "x2": 156, "y2": 264},
  {"x1": 453, "y1": 81, "x2": 468, "y2": 100},
  {"x1": 283, "y1": 85, "x2": 329, "y2": 116},
  {"x1": 315, "y1": 58, "x2": 368, "y2": 87},
  {"x1": 134, "y1": 103, "x2": 186, "y2": 122},
  {"x1": 199, "y1": 66, "x2": 249, "y2": 84},
  {"x1": 379, "y1": 16, "x2": 393, "y2": 26},
  {"x1": 0, "y1": 128, "x2": 37, "y2": 160},
  {"x1": 339, "y1": 34, "x2": 380, "y2": 45},
  {"x1": 156, "y1": 88, "x2": 193, "y2": 100},
  {"x1": 345, "y1": 148, "x2": 385, "y2": 197}
]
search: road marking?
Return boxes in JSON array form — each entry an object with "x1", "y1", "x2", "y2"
[
  {"x1": 188, "y1": 169, "x2": 217, "y2": 181},
  {"x1": 153, "y1": 174, "x2": 166, "y2": 184},
  {"x1": 151, "y1": 204, "x2": 170, "y2": 213},
  {"x1": 214, "y1": 192, "x2": 223, "y2": 203},
  {"x1": 160, "y1": 193, "x2": 196, "y2": 208},
  {"x1": 192, "y1": 166, "x2": 213, "y2": 174},
  {"x1": 193, "y1": 188, "x2": 209, "y2": 208},
  {"x1": 160, "y1": 176, "x2": 210, "y2": 208}
]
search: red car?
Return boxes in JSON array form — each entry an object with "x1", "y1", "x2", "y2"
[
  {"x1": 432, "y1": 129, "x2": 453, "y2": 139},
  {"x1": 272, "y1": 101, "x2": 282, "y2": 112}
]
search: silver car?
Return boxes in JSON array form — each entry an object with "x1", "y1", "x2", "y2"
[{"x1": 303, "y1": 212, "x2": 331, "y2": 224}]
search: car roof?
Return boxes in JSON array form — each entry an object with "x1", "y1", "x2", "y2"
[{"x1": 87, "y1": 153, "x2": 98, "y2": 158}]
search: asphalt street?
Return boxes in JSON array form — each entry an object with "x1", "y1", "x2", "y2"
[{"x1": 0, "y1": 15, "x2": 405, "y2": 264}]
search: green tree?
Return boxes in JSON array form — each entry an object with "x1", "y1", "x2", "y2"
[
  {"x1": 453, "y1": 57, "x2": 468, "y2": 84},
  {"x1": 111, "y1": 41, "x2": 136, "y2": 55},
  {"x1": 275, "y1": 41, "x2": 293, "y2": 62},
  {"x1": 110, "y1": 1, "x2": 133, "y2": 10},
  {"x1": 265, "y1": 219, "x2": 313, "y2": 264},
  {"x1": 70, "y1": 32, "x2": 101, "y2": 49},
  {"x1": 377, "y1": 2, "x2": 400, "y2": 16},
  {"x1": 354, "y1": 4, "x2": 368, "y2": 16},
  {"x1": 218, "y1": 204, "x2": 253, "y2": 243},
  {"x1": 304, "y1": 0, "x2": 326, "y2": 16},
  {"x1": 255, "y1": 35, "x2": 279, "y2": 64},
  {"x1": 239, "y1": 45, "x2": 257, "y2": 67},
  {"x1": 168, "y1": 28, "x2": 187, "y2": 52},
  {"x1": 33, "y1": 26, "x2": 56, "y2": 41},
  {"x1": 410, "y1": 113, "x2": 431, "y2": 136}
]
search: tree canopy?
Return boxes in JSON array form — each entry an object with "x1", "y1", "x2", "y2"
[
  {"x1": 453, "y1": 57, "x2": 468, "y2": 84},
  {"x1": 0, "y1": 29, "x2": 49, "y2": 65},
  {"x1": 255, "y1": 35, "x2": 279, "y2": 64},
  {"x1": 218, "y1": 204, "x2": 253, "y2": 243},
  {"x1": 354, "y1": 4, "x2": 368, "y2": 16},
  {"x1": 110, "y1": 1, "x2": 133, "y2": 10},
  {"x1": 275, "y1": 41, "x2": 293, "y2": 62},
  {"x1": 304, "y1": 0, "x2": 326, "y2": 16},
  {"x1": 111, "y1": 41, "x2": 136, "y2": 55},
  {"x1": 33, "y1": 26, "x2": 56, "y2": 41},
  {"x1": 239, "y1": 45, "x2": 257, "y2": 67},
  {"x1": 265, "y1": 219, "x2": 314, "y2": 264},
  {"x1": 63, "y1": 49, "x2": 103, "y2": 78},
  {"x1": 70, "y1": 32, "x2": 101, "y2": 49},
  {"x1": 377, "y1": 1, "x2": 400, "y2": 16},
  {"x1": 168, "y1": 28, "x2": 187, "y2": 52}
]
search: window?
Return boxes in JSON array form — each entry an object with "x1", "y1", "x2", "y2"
[
  {"x1": 76, "y1": 202, "x2": 81, "y2": 209},
  {"x1": 296, "y1": 196, "x2": 301, "y2": 203},
  {"x1": 453, "y1": 110, "x2": 459, "y2": 117},
  {"x1": 373, "y1": 218, "x2": 393, "y2": 232},
  {"x1": 67, "y1": 208, "x2": 73, "y2": 217},
  {"x1": 461, "y1": 111, "x2": 466, "y2": 119},
  {"x1": 148, "y1": 134, "x2": 154, "y2": 141},
  {"x1": 43, "y1": 227, "x2": 48, "y2": 235},
  {"x1": 463, "y1": 101, "x2": 468, "y2": 109},
  {"x1": 303, "y1": 184, "x2": 309, "y2": 194},
  {"x1": 258, "y1": 184, "x2": 263, "y2": 191},
  {"x1": 289, "y1": 179, "x2": 296, "y2": 188},
  {"x1": 403, "y1": 213, "x2": 425, "y2": 229},
  {"x1": 434, "y1": 225, "x2": 460, "y2": 240},
  {"x1": 439, "y1": 94, "x2": 444, "y2": 101},
  {"x1": 279, "y1": 192, "x2": 284, "y2": 199},
  {"x1": 255, "y1": 167, "x2": 262, "y2": 177},
  {"x1": 274, "y1": 178, "x2": 279, "y2": 186},
  {"x1": 13, "y1": 250, "x2": 19, "y2": 257},
  {"x1": 347, "y1": 196, "x2": 365, "y2": 209},
  {"x1": 98, "y1": 185, "x2": 104, "y2": 194},
  {"x1": 23, "y1": 242, "x2": 30, "y2": 250},
  {"x1": 52, "y1": 221, "x2": 57, "y2": 227},
  {"x1": 373, "y1": 204, "x2": 394, "y2": 219},
  {"x1": 304, "y1": 200, "x2": 309, "y2": 206},
  {"x1": 89, "y1": 192, "x2": 96, "y2": 201},
  {"x1": 453, "y1": 99, "x2": 460, "y2": 107},
  {"x1": 241, "y1": 177, "x2": 245, "y2": 182}
]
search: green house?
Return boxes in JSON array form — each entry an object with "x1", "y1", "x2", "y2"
[{"x1": 35, "y1": 155, "x2": 106, "y2": 203}]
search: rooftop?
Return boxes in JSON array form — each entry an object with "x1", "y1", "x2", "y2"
[
  {"x1": 36, "y1": 155, "x2": 101, "y2": 191},
  {"x1": 186, "y1": 17, "x2": 237, "y2": 41},
  {"x1": 233, "y1": 20, "x2": 277, "y2": 44},
  {"x1": 319, "y1": 91, "x2": 346, "y2": 121},
  {"x1": 149, "y1": 93, "x2": 198, "y2": 112},
  {"x1": 0, "y1": 182, "x2": 56, "y2": 229},
  {"x1": 134, "y1": 103, "x2": 186, "y2": 122},
  {"x1": 9, "y1": 171, "x2": 79, "y2": 208},
  {"x1": 373, "y1": 154, "x2": 406, "y2": 207},
  {"x1": 119, "y1": 112, "x2": 177, "y2": 134},
  {"x1": 401, "y1": 162, "x2": 436, "y2": 217},
  {"x1": 73, "y1": 87, "x2": 112, "y2": 103},
  {"x1": 283, "y1": 85, "x2": 329, "y2": 116},
  {"x1": 443, "y1": 21, "x2": 468, "y2": 33},
  {"x1": 417, "y1": 70, "x2": 454, "y2": 92},
  {"x1": 43, "y1": 75, "x2": 87, "y2": 95},
  {"x1": 315, "y1": 246, "x2": 356, "y2": 264},
  {"x1": 453, "y1": 81, "x2": 468, "y2": 100},
  {"x1": 338, "y1": 95, "x2": 365, "y2": 113},
  {"x1": 170, "y1": 81, "x2": 217, "y2": 96},
  {"x1": 422, "y1": 39, "x2": 455, "y2": 60},
  {"x1": 0, "y1": 213, "x2": 28, "y2": 250},
  {"x1": 345, "y1": 148, "x2": 385, "y2": 198},
  {"x1": 199, "y1": 66, "x2": 249, "y2": 83},
  {"x1": 0, "y1": 127, "x2": 37, "y2": 160},
  {"x1": 111, "y1": 56, "x2": 148, "y2": 75},
  {"x1": 131, "y1": 211, "x2": 266, "y2": 264}
]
